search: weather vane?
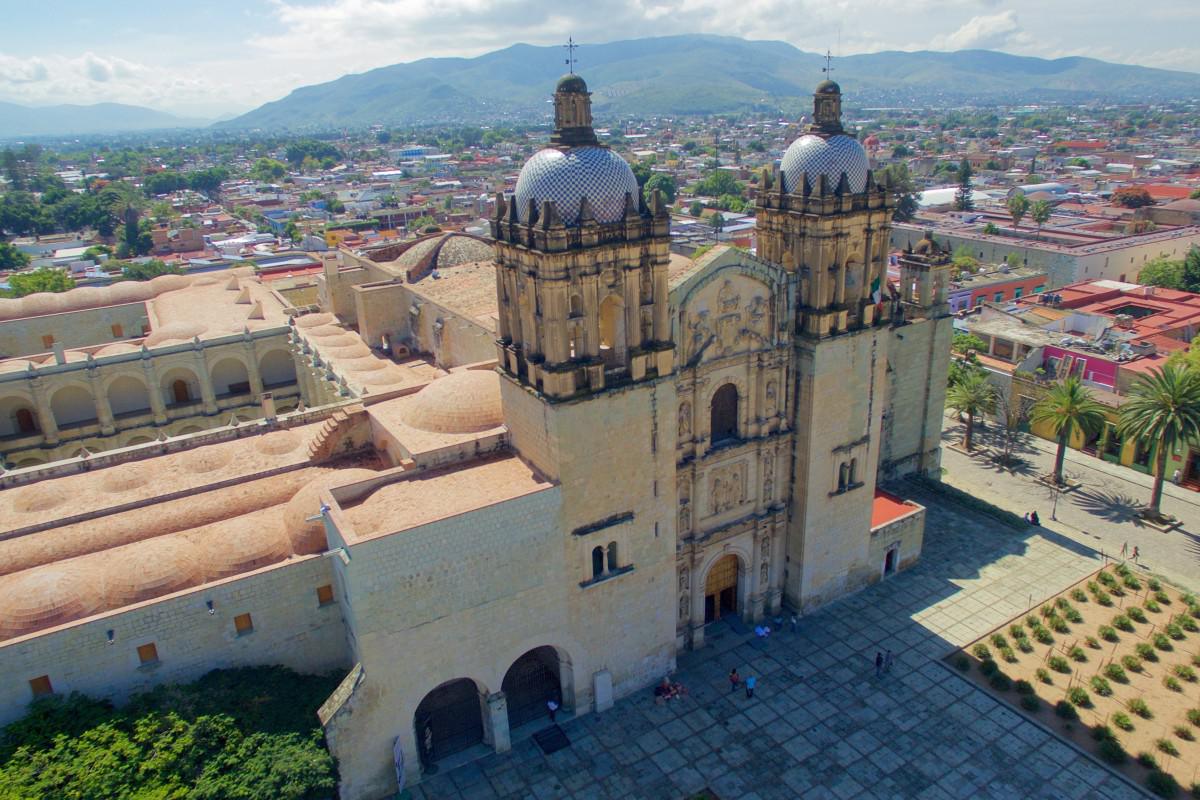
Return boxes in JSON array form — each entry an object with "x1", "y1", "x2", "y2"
[
  {"x1": 823, "y1": 49, "x2": 834, "y2": 78},
  {"x1": 564, "y1": 37, "x2": 579, "y2": 73}
]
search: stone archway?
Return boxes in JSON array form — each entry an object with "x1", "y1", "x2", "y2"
[
  {"x1": 501, "y1": 646, "x2": 564, "y2": 731},
  {"x1": 49, "y1": 385, "x2": 97, "y2": 428},
  {"x1": 413, "y1": 678, "x2": 486, "y2": 766},
  {"x1": 703, "y1": 554, "x2": 741, "y2": 623}
]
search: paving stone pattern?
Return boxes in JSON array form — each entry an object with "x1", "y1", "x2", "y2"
[{"x1": 408, "y1": 482, "x2": 1150, "y2": 800}]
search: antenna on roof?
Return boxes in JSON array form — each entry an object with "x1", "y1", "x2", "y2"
[{"x1": 564, "y1": 37, "x2": 579, "y2": 74}]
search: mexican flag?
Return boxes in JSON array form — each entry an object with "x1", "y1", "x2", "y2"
[{"x1": 871, "y1": 276, "x2": 882, "y2": 305}]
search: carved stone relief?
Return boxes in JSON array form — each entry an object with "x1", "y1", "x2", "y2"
[
  {"x1": 677, "y1": 401, "x2": 692, "y2": 442},
  {"x1": 764, "y1": 380, "x2": 778, "y2": 418},
  {"x1": 708, "y1": 461, "x2": 746, "y2": 516},
  {"x1": 762, "y1": 453, "x2": 775, "y2": 503}
]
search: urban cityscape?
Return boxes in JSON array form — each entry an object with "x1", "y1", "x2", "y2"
[{"x1": 2, "y1": 4, "x2": 1200, "y2": 799}]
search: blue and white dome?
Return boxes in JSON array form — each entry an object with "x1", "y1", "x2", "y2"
[
  {"x1": 514, "y1": 146, "x2": 639, "y2": 226},
  {"x1": 780, "y1": 133, "x2": 870, "y2": 195}
]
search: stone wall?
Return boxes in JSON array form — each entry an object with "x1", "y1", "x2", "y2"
[
  {"x1": 0, "y1": 555, "x2": 350, "y2": 727},
  {"x1": 879, "y1": 314, "x2": 953, "y2": 480},
  {"x1": 0, "y1": 303, "x2": 150, "y2": 357}
]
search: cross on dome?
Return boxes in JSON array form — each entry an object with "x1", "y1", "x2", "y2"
[{"x1": 564, "y1": 37, "x2": 579, "y2": 74}]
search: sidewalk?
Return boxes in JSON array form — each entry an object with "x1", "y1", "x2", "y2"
[{"x1": 940, "y1": 413, "x2": 1200, "y2": 592}]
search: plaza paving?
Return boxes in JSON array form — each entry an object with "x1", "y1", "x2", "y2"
[{"x1": 406, "y1": 480, "x2": 1152, "y2": 800}]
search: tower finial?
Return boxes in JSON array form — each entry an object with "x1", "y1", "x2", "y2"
[
  {"x1": 564, "y1": 37, "x2": 579, "y2": 74},
  {"x1": 823, "y1": 49, "x2": 834, "y2": 79}
]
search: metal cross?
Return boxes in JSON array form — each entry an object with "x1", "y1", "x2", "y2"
[
  {"x1": 823, "y1": 49, "x2": 834, "y2": 78},
  {"x1": 564, "y1": 37, "x2": 579, "y2": 73}
]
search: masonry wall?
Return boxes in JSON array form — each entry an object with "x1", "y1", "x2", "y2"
[
  {"x1": 0, "y1": 556, "x2": 350, "y2": 727},
  {"x1": 0, "y1": 303, "x2": 150, "y2": 357},
  {"x1": 879, "y1": 314, "x2": 953, "y2": 480},
  {"x1": 867, "y1": 507, "x2": 925, "y2": 581}
]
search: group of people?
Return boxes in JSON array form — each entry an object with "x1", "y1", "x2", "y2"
[
  {"x1": 653, "y1": 677, "x2": 689, "y2": 704},
  {"x1": 727, "y1": 668, "x2": 758, "y2": 698},
  {"x1": 1023, "y1": 510, "x2": 1041, "y2": 526},
  {"x1": 874, "y1": 649, "x2": 895, "y2": 678}
]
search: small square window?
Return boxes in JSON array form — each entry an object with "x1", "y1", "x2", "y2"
[
  {"x1": 111, "y1": 324, "x2": 124, "y2": 338},
  {"x1": 41, "y1": 334, "x2": 55, "y2": 349},
  {"x1": 137, "y1": 643, "x2": 159, "y2": 665},
  {"x1": 29, "y1": 675, "x2": 52, "y2": 697},
  {"x1": 234, "y1": 613, "x2": 254, "y2": 635},
  {"x1": 316, "y1": 585, "x2": 335, "y2": 606}
]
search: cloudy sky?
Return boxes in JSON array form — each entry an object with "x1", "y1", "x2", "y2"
[{"x1": 2, "y1": 0, "x2": 1198, "y2": 118}]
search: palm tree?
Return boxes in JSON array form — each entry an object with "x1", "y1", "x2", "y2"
[
  {"x1": 1030, "y1": 199, "x2": 1052, "y2": 240},
  {"x1": 1007, "y1": 193, "x2": 1029, "y2": 229},
  {"x1": 1030, "y1": 376, "x2": 1107, "y2": 486},
  {"x1": 947, "y1": 373, "x2": 996, "y2": 451},
  {"x1": 1118, "y1": 365, "x2": 1200, "y2": 519}
]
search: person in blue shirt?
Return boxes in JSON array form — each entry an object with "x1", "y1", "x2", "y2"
[{"x1": 744, "y1": 675, "x2": 756, "y2": 699}]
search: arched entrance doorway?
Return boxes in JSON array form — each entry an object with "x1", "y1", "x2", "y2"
[
  {"x1": 15, "y1": 408, "x2": 37, "y2": 434},
  {"x1": 704, "y1": 554, "x2": 740, "y2": 623},
  {"x1": 502, "y1": 646, "x2": 562, "y2": 730},
  {"x1": 413, "y1": 678, "x2": 484, "y2": 766}
]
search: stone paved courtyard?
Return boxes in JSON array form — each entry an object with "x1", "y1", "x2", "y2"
[{"x1": 405, "y1": 481, "x2": 1152, "y2": 800}]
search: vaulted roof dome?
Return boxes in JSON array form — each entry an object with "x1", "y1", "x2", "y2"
[
  {"x1": 514, "y1": 147, "x2": 638, "y2": 226},
  {"x1": 404, "y1": 369, "x2": 503, "y2": 434},
  {"x1": 780, "y1": 133, "x2": 870, "y2": 195}
]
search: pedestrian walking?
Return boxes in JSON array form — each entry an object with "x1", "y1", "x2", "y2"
[
  {"x1": 728, "y1": 667, "x2": 740, "y2": 694},
  {"x1": 744, "y1": 675, "x2": 756, "y2": 699},
  {"x1": 1120, "y1": 541, "x2": 1128, "y2": 558},
  {"x1": 1173, "y1": 469, "x2": 1182, "y2": 486},
  {"x1": 884, "y1": 650, "x2": 894, "y2": 673},
  {"x1": 546, "y1": 699, "x2": 559, "y2": 723},
  {"x1": 1132, "y1": 546, "x2": 1140, "y2": 563},
  {"x1": 874, "y1": 651, "x2": 883, "y2": 678},
  {"x1": 1029, "y1": 510, "x2": 1040, "y2": 526}
]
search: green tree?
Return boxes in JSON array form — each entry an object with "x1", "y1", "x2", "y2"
[
  {"x1": 0, "y1": 241, "x2": 30, "y2": 270},
  {"x1": 710, "y1": 212, "x2": 726, "y2": 240},
  {"x1": 1111, "y1": 187, "x2": 1153, "y2": 209},
  {"x1": 284, "y1": 139, "x2": 341, "y2": 167},
  {"x1": 947, "y1": 372, "x2": 995, "y2": 451},
  {"x1": 1181, "y1": 246, "x2": 1200, "y2": 293},
  {"x1": 7, "y1": 267, "x2": 75, "y2": 297},
  {"x1": 1118, "y1": 365, "x2": 1200, "y2": 518},
  {"x1": 142, "y1": 170, "x2": 186, "y2": 197},
  {"x1": 954, "y1": 159, "x2": 974, "y2": 211},
  {"x1": 643, "y1": 173, "x2": 677, "y2": 205},
  {"x1": 251, "y1": 158, "x2": 288, "y2": 183},
  {"x1": 121, "y1": 259, "x2": 182, "y2": 281},
  {"x1": 952, "y1": 332, "x2": 987, "y2": 356},
  {"x1": 187, "y1": 166, "x2": 228, "y2": 198},
  {"x1": 283, "y1": 217, "x2": 301, "y2": 243},
  {"x1": 1138, "y1": 255, "x2": 1185, "y2": 289},
  {"x1": 694, "y1": 170, "x2": 743, "y2": 198},
  {"x1": 1007, "y1": 193, "x2": 1029, "y2": 228},
  {"x1": 688, "y1": 200, "x2": 704, "y2": 217},
  {"x1": 1190, "y1": 189, "x2": 1200, "y2": 200},
  {"x1": 1030, "y1": 199, "x2": 1052, "y2": 239},
  {"x1": 878, "y1": 163, "x2": 917, "y2": 222},
  {"x1": 1030, "y1": 376, "x2": 1107, "y2": 486}
]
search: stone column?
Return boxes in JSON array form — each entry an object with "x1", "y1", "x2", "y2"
[
  {"x1": 142, "y1": 359, "x2": 168, "y2": 424},
  {"x1": 652, "y1": 261, "x2": 670, "y2": 343},
  {"x1": 244, "y1": 342, "x2": 265, "y2": 397},
  {"x1": 749, "y1": 529, "x2": 765, "y2": 623},
  {"x1": 623, "y1": 270, "x2": 640, "y2": 355},
  {"x1": 690, "y1": 551, "x2": 707, "y2": 649},
  {"x1": 193, "y1": 348, "x2": 218, "y2": 415},
  {"x1": 29, "y1": 376, "x2": 59, "y2": 445},
  {"x1": 485, "y1": 692, "x2": 511, "y2": 754},
  {"x1": 88, "y1": 368, "x2": 116, "y2": 435}
]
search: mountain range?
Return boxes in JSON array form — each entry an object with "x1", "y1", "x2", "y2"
[
  {"x1": 220, "y1": 35, "x2": 1200, "y2": 130},
  {"x1": 0, "y1": 101, "x2": 208, "y2": 138}
]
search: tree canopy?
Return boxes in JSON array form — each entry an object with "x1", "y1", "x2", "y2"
[
  {"x1": 0, "y1": 241, "x2": 30, "y2": 271},
  {"x1": 693, "y1": 170, "x2": 743, "y2": 199},
  {"x1": 878, "y1": 163, "x2": 918, "y2": 222},
  {"x1": 643, "y1": 173, "x2": 677, "y2": 205},
  {"x1": 1111, "y1": 187, "x2": 1154, "y2": 209},
  {"x1": 6, "y1": 267, "x2": 75, "y2": 297},
  {"x1": 120, "y1": 259, "x2": 183, "y2": 282}
]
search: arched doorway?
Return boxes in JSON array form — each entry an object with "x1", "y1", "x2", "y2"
[
  {"x1": 413, "y1": 678, "x2": 485, "y2": 766},
  {"x1": 704, "y1": 554, "x2": 740, "y2": 623},
  {"x1": 598, "y1": 295, "x2": 624, "y2": 366},
  {"x1": 710, "y1": 383, "x2": 739, "y2": 444},
  {"x1": 502, "y1": 647, "x2": 562, "y2": 730},
  {"x1": 15, "y1": 408, "x2": 37, "y2": 433},
  {"x1": 172, "y1": 380, "x2": 191, "y2": 404}
]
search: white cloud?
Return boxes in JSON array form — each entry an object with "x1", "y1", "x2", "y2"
[{"x1": 932, "y1": 10, "x2": 1023, "y2": 51}]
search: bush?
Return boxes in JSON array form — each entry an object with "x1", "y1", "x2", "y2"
[
  {"x1": 1129, "y1": 607, "x2": 1148, "y2": 623},
  {"x1": 980, "y1": 659, "x2": 999, "y2": 677},
  {"x1": 1157, "y1": 738, "x2": 1180, "y2": 757},
  {"x1": 1113, "y1": 712, "x2": 1134, "y2": 731},
  {"x1": 1129, "y1": 697, "x2": 1153, "y2": 718},
  {"x1": 1175, "y1": 725, "x2": 1195, "y2": 741},
  {"x1": 999, "y1": 646, "x2": 1017, "y2": 663},
  {"x1": 1099, "y1": 625, "x2": 1119, "y2": 642},
  {"x1": 1071, "y1": 588, "x2": 1088, "y2": 603},
  {"x1": 1036, "y1": 668, "x2": 1052, "y2": 684},
  {"x1": 1015, "y1": 679, "x2": 1034, "y2": 695},
  {"x1": 1085, "y1": 636, "x2": 1100, "y2": 649},
  {"x1": 1156, "y1": 590, "x2": 1171, "y2": 605},
  {"x1": 1067, "y1": 687, "x2": 1091, "y2": 707},
  {"x1": 1055, "y1": 597, "x2": 1071, "y2": 611},
  {"x1": 1147, "y1": 770, "x2": 1180, "y2": 798},
  {"x1": 0, "y1": 666, "x2": 339, "y2": 800},
  {"x1": 1123, "y1": 655, "x2": 1143, "y2": 672},
  {"x1": 1148, "y1": 577, "x2": 1161, "y2": 591},
  {"x1": 1124, "y1": 574, "x2": 1142, "y2": 590},
  {"x1": 1193, "y1": 653, "x2": 1200, "y2": 667},
  {"x1": 1191, "y1": 604, "x2": 1200, "y2": 620},
  {"x1": 1138, "y1": 751, "x2": 1160, "y2": 769},
  {"x1": 1091, "y1": 676, "x2": 1113, "y2": 696},
  {"x1": 990, "y1": 672, "x2": 1012, "y2": 691},
  {"x1": 1020, "y1": 695, "x2": 1040, "y2": 712},
  {"x1": 1049, "y1": 616, "x2": 1070, "y2": 633},
  {"x1": 1137, "y1": 643, "x2": 1159, "y2": 661},
  {"x1": 1069, "y1": 646, "x2": 1087, "y2": 662},
  {"x1": 990, "y1": 634, "x2": 1008, "y2": 649},
  {"x1": 1095, "y1": 590, "x2": 1113, "y2": 606},
  {"x1": 1098, "y1": 571, "x2": 1117, "y2": 587},
  {"x1": 1048, "y1": 656, "x2": 1071, "y2": 673},
  {"x1": 1098, "y1": 737, "x2": 1127, "y2": 765},
  {"x1": 1155, "y1": 633, "x2": 1173, "y2": 651},
  {"x1": 1147, "y1": 599, "x2": 1162, "y2": 613},
  {"x1": 1188, "y1": 709, "x2": 1200, "y2": 727},
  {"x1": 1167, "y1": 623, "x2": 1185, "y2": 640},
  {"x1": 1016, "y1": 636, "x2": 1034, "y2": 653},
  {"x1": 954, "y1": 654, "x2": 970, "y2": 672},
  {"x1": 1165, "y1": 676, "x2": 1183, "y2": 692},
  {"x1": 1026, "y1": 614, "x2": 1041, "y2": 628},
  {"x1": 1106, "y1": 663, "x2": 1129, "y2": 683},
  {"x1": 1055, "y1": 700, "x2": 1077, "y2": 719},
  {"x1": 1064, "y1": 608, "x2": 1083, "y2": 624},
  {"x1": 1113, "y1": 615, "x2": 1134, "y2": 632},
  {"x1": 1175, "y1": 614, "x2": 1198, "y2": 632},
  {"x1": 1033, "y1": 625, "x2": 1055, "y2": 644},
  {"x1": 972, "y1": 643, "x2": 992, "y2": 661},
  {"x1": 1174, "y1": 665, "x2": 1196, "y2": 682},
  {"x1": 1009, "y1": 624, "x2": 1025, "y2": 639}
]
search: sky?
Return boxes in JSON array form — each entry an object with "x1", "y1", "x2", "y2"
[{"x1": 1, "y1": 0, "x2": 1198, "y2": 118}]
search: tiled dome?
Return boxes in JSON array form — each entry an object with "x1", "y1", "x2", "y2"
[
  {"x1": 0, "y1": 564, "x2": 105, "y2": 639},
  {"x1": 404, "y1": 370, "x2": 503, "y2": 434},
  {"x1": 780, "y1": 133, "x2": 870, "y2": 195},
  {"x1": 102, "y1": 536, "x2": 206, "y2": 607},
  {"x1": 190, "y1": 519, "x2": 292, "y2": 579},
  {"x1": 514, "y1": 146, "x2": 638, "y2": 226}
]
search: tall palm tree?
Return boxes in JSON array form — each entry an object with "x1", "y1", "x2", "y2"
[
  {"x1": 947, "y1": 373, "x2": 996, "y2": 451},
  {"x1": 1030, "y1": 199, "x2": 1052, "y2": 240},
  {"x1": 1030, "y1": 376, "x2": 1107, "y2": 486},
  {"x1": 1118, "y1": 365, "x2": 1200, "y2": 519}
]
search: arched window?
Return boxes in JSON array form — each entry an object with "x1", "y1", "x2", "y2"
[
  {"x1": 15, "y1": 408, "x2": 37, "y2": 433},
  {"x1": 598, "y1": 295, "x2": 623, "y2": 364},
  {"x1": 849, "y1": 458, "x2": 858, "y2": 485},
  {"x1": 607, "y1": 542, "x2": 619, "y2": 572},
  {"x1": 172, "y1": 380, "x2": 191, "y2": 404},
  {"x1": 569, "y1": 294, "x2": 583, "y2": 318},
  {"x1": 591, "y1": 546, "x2": 604, "y2": 579},
  {"x1": 710, "y1": 383, "x2": 739, "y2": 444},
  {"x1": 838, "y1": 462, "x2": 849, "y2": 491}
]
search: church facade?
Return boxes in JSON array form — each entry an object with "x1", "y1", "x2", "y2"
[{"x1": 0, "y1": 72, "x2": 950, "y2": 800}]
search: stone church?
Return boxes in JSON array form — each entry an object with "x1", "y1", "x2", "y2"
[{"x1": 0, "y1": 72, "x2": 950, "y2": 800}]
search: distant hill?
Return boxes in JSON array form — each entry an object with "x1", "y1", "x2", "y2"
[
  {"x1": 220, "y1": 35, "x2": 1200, "y2": 131},
  {"x1": 0, "y1": 102, "x2": 207, "y2": 138}
]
